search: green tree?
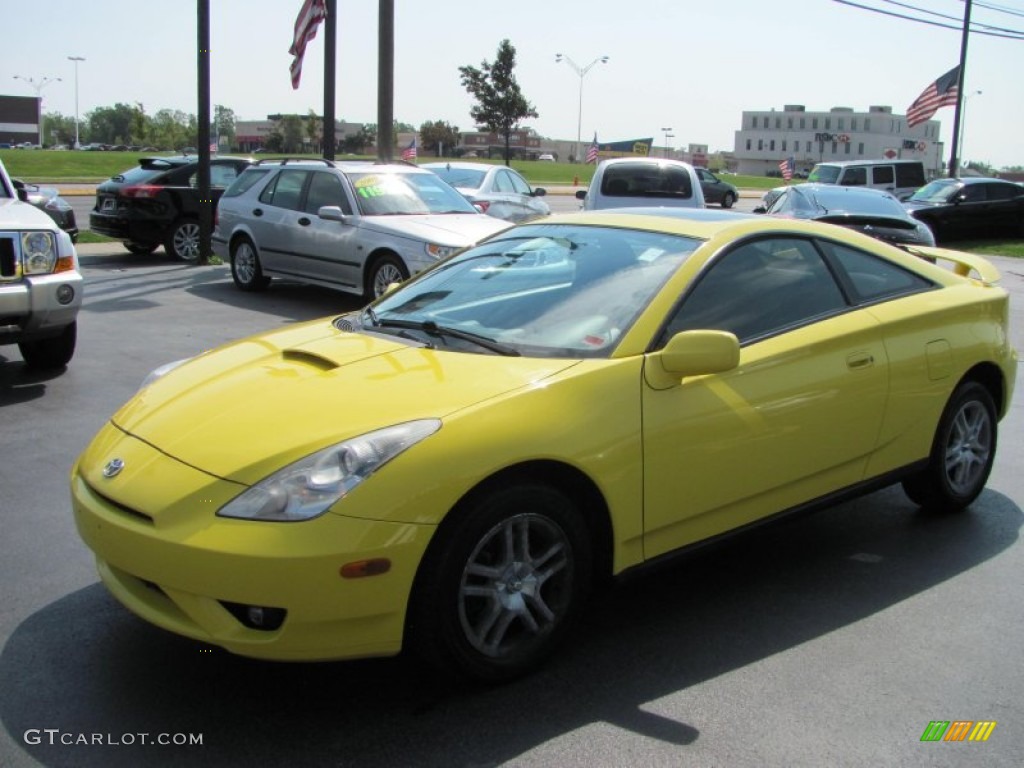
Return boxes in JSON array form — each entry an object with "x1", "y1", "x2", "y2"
[
  {"x1": 306, "y1": 109, "x2": 322, "y2": 154},
  {"x1": 458, "y1": 39, "x2": 538, "y2": 166},
  {"x1": 269, "y1": 115, "x2": 306, "y2": 153},
  {"x1": 340, "y1": 124, "x2": 375, "y2": 154},
  {"x1": 86, "y1": 103, "x2": 138, "y2": 144},
  {"x1": 419, "y1": 120, "x2": 461, "y2": 156},
  {"x1": 129, "y1": 102, "x2": 147, "y2": 146},
  {"x1": 213, "y1": 104, "x2": 236, "y2": 148},
  {"x1": 42, "y1": 112, "x2": 79, "y2": 147}
]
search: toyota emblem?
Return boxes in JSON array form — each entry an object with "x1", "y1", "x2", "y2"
[{"x1": 103, "y1": 458, "x2": 125, "y2": 478}]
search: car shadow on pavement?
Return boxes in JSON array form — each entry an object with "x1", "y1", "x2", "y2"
[
  {"x1": 1, "y1": 485, "x2": 1020, "y2": 767},
  {"x1": 0, "y1": 355, "x2": 68, "y2": 407}
]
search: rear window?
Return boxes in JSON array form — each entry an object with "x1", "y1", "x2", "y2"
[
  {"x1": 111, "y1": 163, "x2": 177, "y2": 185},
  {"x1": 427, "y1": 166, "x2": 486, "y2": 189},
  {"x1": 600, "y1": 163, "x2": 694, "y2": 199}
]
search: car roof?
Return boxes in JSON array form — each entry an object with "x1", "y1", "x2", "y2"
[
  {"x1": 791, "y1": 183, "x2": 897, "y2": 201},
  {"x1": 421, "y1": 161, "x2": 504, "y2": 171},
  {"x1": 812, "y1": 159, "x2": 922, "y2": 167},
  {"x1": 597, "y1": 157, "x2": 695, "y2": 169}
]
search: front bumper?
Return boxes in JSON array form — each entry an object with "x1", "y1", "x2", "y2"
[
  {"x1": 0, "y1": 269, "x2": 83, "y2": 344},
  {"x1": 71, "y1": 425, "x2": 436, "y2": 661}
]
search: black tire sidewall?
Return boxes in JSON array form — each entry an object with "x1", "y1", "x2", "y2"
[{"x1": 411, "y1": 482, "x2": 591, "y2": 683}]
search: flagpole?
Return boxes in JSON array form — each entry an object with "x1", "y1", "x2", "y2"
[
  {"x1": 947, "y1": 0, "x2": 973, "y2": 178},
  {"x1": 196, "y1": 0, "x2": 212, "y2": 265},
  {"x1": 323, "y1": 0, "x2": 336, "y2": 159}
]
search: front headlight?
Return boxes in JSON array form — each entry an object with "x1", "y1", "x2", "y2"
[
  {"x1": 218, "y1": 419, "x2": 442, "y2": 522},
  {"x1": 425, "y1": 243, "x2": 460, "y2": 260},
  {"x1": 21, "y1": 231, "x2": 58, "y2": 274}
]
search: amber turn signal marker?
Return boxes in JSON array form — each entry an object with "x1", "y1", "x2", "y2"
[{"x1": 340, "y1": 559, "x2": 391, "y2": 578}]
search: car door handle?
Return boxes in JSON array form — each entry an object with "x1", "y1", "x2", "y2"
[
  {"x1": 252, "y1": 208, "x2": 263, "y2": 217},
  {"x1": 847, "y1": 353, "x2": 875, "y2": 370},
  {"x1": 298, "y1": 217, "x2": 311, "y2": 226}
]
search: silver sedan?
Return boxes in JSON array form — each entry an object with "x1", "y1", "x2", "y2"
[{"x1": 422, "y1": 161, "x2": 550, "y2": 223}]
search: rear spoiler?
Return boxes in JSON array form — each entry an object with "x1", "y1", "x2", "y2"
[{"x1": 904, "y1": 246, "x2": 1002, "y2": 286}]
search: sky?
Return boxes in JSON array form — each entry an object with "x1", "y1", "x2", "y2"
[{"x1": 4, "y1": 0, "x2": 1023, "y2": 168}]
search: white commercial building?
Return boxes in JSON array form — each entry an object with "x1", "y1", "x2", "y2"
[{"x1": 733, "y1": 104, "x2": 946, "y2": 178}]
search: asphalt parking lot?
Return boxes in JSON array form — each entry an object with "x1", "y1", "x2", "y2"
[{"x1": 1, "y1": 243, "x2": 1022, "y2": 767}]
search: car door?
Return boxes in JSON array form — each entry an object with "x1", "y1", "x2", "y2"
[
  {"x1": 294, "y1": 170, "x2": 364, "y2": 291},
  {"x1": 697, "y1": 168, "x2": 720, "y2": 203},
  {"x1": 252, "y1": 169, "x2": 313, "y2": 277},
  {"x1": 505, "y1": 169, "x2": 547, "y2": 221},
  {"x1": 641, "y1": 235, "x2": 889, "y2": 559}
]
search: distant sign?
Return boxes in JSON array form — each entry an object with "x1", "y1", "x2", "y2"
[{"x1": 595, "y1": 137, "x2": 653, "y2": 159}]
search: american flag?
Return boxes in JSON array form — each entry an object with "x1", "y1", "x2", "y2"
[
  {"x1": 778, "y1": 157, "x2": 794, "y2": 181},
  {"x1": 401, "y1": 137, "x2": 417, "y2": 161},
  {"x1": 585, "y1": 134, "x2": 599, "y2": 164},
  {"x1": 289, "y1": 0, "x2": 327, "y2": 90},
  {"x1": 906, "y1": 66, "x2": 959, "y2": 128}
]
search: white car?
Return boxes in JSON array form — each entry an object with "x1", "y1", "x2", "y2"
[
  {"x1": 422, "y1": 161, "x2": 550, "y2": 223},
  {"x1": 213, "y1": 160, "x2": 512, "y2": 299},
  {"x1": 575, "y1": 157, "x2": 705, "y2": 210},
  {"x1": 0, "y1": 158, "x2": 82, "y2": 368}
]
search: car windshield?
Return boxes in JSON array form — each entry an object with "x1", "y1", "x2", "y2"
[
  {"x1": 426, "y1": 166, "x2": 486, "y2": 189},
  {"x1": 908, "y1": 180, "x2": 959, "y2": 203},
  {"x1": 808, "y1": 165, "x2": 841, "y2": 184},
  {"x1": 346, "y1": 171, "x2": 479, "y2": 215},
  {"x1": 364, "y1": 224, "x2": 702, "y2": 358}
]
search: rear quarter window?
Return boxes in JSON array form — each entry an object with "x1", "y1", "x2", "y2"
[{"x1": 895, "y1": 163, "x2": 925, "y2": 188}]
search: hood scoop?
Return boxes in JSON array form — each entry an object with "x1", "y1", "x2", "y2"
[{"x1": 281, "y1": 347, "x2": 342, "y2": 371}]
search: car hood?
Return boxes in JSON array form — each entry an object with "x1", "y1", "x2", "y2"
[
  {"x1": 360, "y1": 213, "x2": 510, "y2": 245},
  {"x1": 111, "y1": 319, "x2": 579, "y2": 485},
  {"x1": 0, "y1": 197, "x2": 60, "y2": 229},
  {"x1": 902, "y1": 199, "x2": 945, "y2": 211}
]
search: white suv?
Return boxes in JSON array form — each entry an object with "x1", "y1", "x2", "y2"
[
  {"x1": 575, "y1": 157, "x2": 705, "y2": 210},
  {"x1": 213, "y1": 159, "x2": 511, "y2": 299},
  {"x1": 0, "y1": 158, "x2": 83, "y2": 369}
]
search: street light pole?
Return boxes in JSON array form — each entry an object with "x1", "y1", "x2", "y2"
[
  {"x1": 555, "y1": 54, "x2": 608, "y2": 163},
  {"x1": 68, "y1": 56, "x2": 85, "y2": 149},
  {"x1": 13, "y1": 74, "x2": 61, "y2": 147},
  {"x1": 661, "y1": 127, "x2": 674, "y2": 158}
]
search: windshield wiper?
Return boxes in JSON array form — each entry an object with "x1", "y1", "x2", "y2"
[{"x1": 375, "y1": 318, "x2": 520, "y2": 356}]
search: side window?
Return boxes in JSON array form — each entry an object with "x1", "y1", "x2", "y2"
[
  {"x1": 494, "y1": 170, "x2": 515, "y2": 193},
  {"x1": 259, "y1": 169, "x2": 308, "y2": 210},
  {"x1": 895, "y1": 163, "x2": 925, "y2": 188},
  {"x1": 663, "y1": 238, "x2": 847, "y2": 345},
  {"x1": 962, "y1": 185, "x2": 986, "y2": 202},
  {"x1": 508, "y1": 171, "x2": 532, "y2": 195},
  {"x1": 872, "y1": 166, "x2": 895, "y2": 185},
  {"x1": 843, "y1": 167, "x2": 867, "y2": 186},
  {"x1": 983, "y1": 183, "x2": 1014, "y2": 202},
  {"x1": 304, "y1": 171, "x2": 349, "y2": 214},
  {"x1": 819, "y1": 240, "x2": 932, "y2": 303},
  {"x1": 223, "y1": 168, "x2": 271, "y2": 198}
]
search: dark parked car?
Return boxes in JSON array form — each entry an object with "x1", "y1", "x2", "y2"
[
  {"x1": 695, "y1": 167, "x2": 738, "y2": 208},
  {"x1": 90, "y1": 155, "x2": 252, "y2": 260},
  {"x1": 12, "y1": 179, "x2": 78, "y2": 242},
  {"x1": 903, "y1": 177, "x2": 1024, "y2": 242},
  {"x1": 758, "y1": 183, "x2": 935, "y2": 247}
]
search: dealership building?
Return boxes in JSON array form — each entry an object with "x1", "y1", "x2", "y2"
[{"x1": 732, "y1": 104, "x2": 945, "y2": 177}]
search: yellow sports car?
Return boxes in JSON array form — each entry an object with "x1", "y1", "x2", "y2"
[{"x1": 71, "y1": 210, "x2": 1017, "y2": 682}]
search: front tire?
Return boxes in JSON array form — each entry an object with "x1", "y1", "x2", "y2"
[
  {"x1": 165, "y1": 218, "x2": 200, "y2": 262},
  {"x1": 408, "y1": 483, "x2": 591, "y2": 683},
  {"x1": 18, "y1": 322, "x2": 77, "y2": 369},
  {"x1": 230, "y1": 236, "x2": 270, "y2": 292},
  {"x1": 365, "y1": 254, "x2": 408, "y2": 300},
  {"x1": 902, "y1": 381, "x2": 997, "y2": 512}
]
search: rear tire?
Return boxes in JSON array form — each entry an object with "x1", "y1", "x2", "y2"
[
  {"x1": 18, "y1": 322, "x2": 77, "y2": 369},
  {"x1": 901, "y1": 381, "x2": 997, "y2": 512},
  {"x1": 165, "y1": 219, "x2": 201, "y2": 262},
  {"x1": 721, "y1": 192, "x2": 735, "y2": 209},
  {"x1": 230, "y1": 236, "x2": 271, "y2": 292},
  {"x1": 408, "y1": 482, "x2": 591, "y2": 683}
]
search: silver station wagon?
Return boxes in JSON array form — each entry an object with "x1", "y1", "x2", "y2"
[{"x1": 213, "y1": 159, "x2": 512, "y2": 299}]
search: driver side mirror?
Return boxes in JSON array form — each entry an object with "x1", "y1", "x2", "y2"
[
  {"x1": 318, "y1": 205, "x2": 350, "y2": 224},
  {"x1": 644, "y1": 330, "x2": 740, "y2": 389}
]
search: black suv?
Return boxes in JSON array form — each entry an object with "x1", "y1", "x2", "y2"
[{"x1": 90, "y1": 155, "x2": 252, "y2": 260}]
